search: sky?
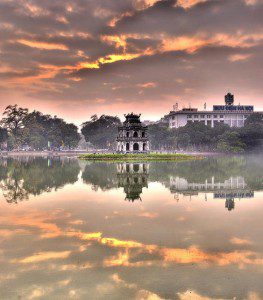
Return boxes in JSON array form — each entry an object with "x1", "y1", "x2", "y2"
[{"x1": 0, "y1": 0, "x2": 263, "y2": 125}]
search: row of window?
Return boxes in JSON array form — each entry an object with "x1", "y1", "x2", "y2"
[
  {"x1": 119, "y1": 131, "x2": 146, "y2": 138},
  {"x1": 186, "y1": 114, "x2": 249, "y2": 119},
  {"x1": 186, "y1": 120, "x2": 245, "y2": 126}
]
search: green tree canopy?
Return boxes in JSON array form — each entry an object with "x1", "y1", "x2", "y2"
[{"x1": 81, "y1": 115, "x2": 121, "y2": 149}]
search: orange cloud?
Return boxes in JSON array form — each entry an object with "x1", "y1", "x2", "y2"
[
  {"x1": 177, "y1": 0, "x2": 208, "y2": 9},
  {"x1": 228, "y1": 54, "x2": 251, "y2": 62},
  {"x1": 14, "y1": 251, "x2": 71, "y2": 264},
  {"x1": 161, "y1": 35, "x2": 209, "y2": 53},
  {"x1": 137, "y1": 82, "x2": 157, "y2": 89},
  {"x1": 101, "y1": 35, "x2": 127, "y2": 50},
  {"x1": 230, "y1": 237, "x2": 253, "y2": 245},
  {"x1": 17, "y1": 39, "x2": 68, "y2": 51}
]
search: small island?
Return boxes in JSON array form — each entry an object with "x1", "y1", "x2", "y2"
[
  {"x1": 79, "y1": 113, "x2": 203, "y2": 161},
  {"x1": 78, "y1": 153, "x2": 202, "y2": 162}
]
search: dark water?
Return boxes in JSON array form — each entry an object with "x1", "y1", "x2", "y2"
[{"x1": 0, "y1": 155, "x2": 262, "y2": 299}]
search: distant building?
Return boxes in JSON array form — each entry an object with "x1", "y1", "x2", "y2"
[
  {"x1": 168, "y1": 93, "x2": 259, "y2": 129},
  {"x1": 116, "y1": 113, "x2": 149, "y2": 153}
]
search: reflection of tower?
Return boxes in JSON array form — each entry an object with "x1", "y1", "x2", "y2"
[
  {"x1": 117, "y1": 163, "x2": 149, "y2": 202},
  {"x1": 225, "y1": 197, "x2": 235, "y2": 211}
]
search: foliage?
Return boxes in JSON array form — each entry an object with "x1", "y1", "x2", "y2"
[
  {"x1": 0, "y1": 127, "x2": 8, "y2": 148},
  {"x1": 81, "y1": 115, "x2": 121, "y2": 149},
  {"x1": 147, "y1": 115, "x2": 263, "y2": 153},
  {"x1": 79, "y1": 153, "x2": 199, "y2": 161},
  {"x1": 0, "y1": 106, "x2": 80, "y2": 150},
  {"x1": 217, "y1": 131, "x2": 246, "y2": 153},
  {"x1": 1, "y1": 105, "x2": 28, "y2": 148},
  {"x1": 148, "y1": 122, "x2": 175, "y2": 149},
  {"x1": 0, "y1": 157, "x2": 80, "y2": 203}
]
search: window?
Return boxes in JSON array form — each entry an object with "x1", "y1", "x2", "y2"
[
  {"x1": 213, "y1": 115, "x2": 218, "y2": 118},
  {"x1": 187, "y1": 115, "x2": 191, "y2": 118},
  {"x1": 220, "y1": 115, "x2": 224, "y2": 118},
  {"x1": 207, "y1": 115, "x2": 211, "y2": 118},
  {"x1": 194, "y1": 115, "x2": 198, "y2": 118}
]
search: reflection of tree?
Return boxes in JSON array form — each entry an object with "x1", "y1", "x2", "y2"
[
  {"x1": 117, "y1": 163, "x2": 149, "y2": 201},
  {"x1": 82, "y1": 162, "x2": 118, "y2": 191},
  {"x1": 0, "y1": 158, "x2": 80, "y2": 203},
  {"x1": 0, "y1": 177, "x2": 29, "y2": 203}
]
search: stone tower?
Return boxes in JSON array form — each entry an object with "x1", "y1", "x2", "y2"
[{"x1": 116, "y1": 113, "x2": 149, "y2": 153}]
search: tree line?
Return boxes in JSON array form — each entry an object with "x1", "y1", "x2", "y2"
[
  {"x1": 0, "y1": 105, "x2": 262, "y2": 152},
  {"x1": 80, "y1": 113, "x2": 263, "y2": 153},
  {"x1": 0, "y1": 105, "x2": 80, "y2": 150}
]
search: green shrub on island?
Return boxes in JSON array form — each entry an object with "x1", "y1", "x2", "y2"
[{"x1": 78, "y1": 153, "x2": 200, "y2": 161}]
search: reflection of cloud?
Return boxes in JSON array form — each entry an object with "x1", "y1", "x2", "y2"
[{"x1": 2, "y1": 208, "x2": 262, "y2": 269}]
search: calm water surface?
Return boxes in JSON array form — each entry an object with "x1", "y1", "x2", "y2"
[{"x1": 0, "y1": 155, "x2": 263, "y2": 299}]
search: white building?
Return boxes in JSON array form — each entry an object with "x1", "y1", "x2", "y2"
[{"x1": 168, "y1": 93, "x2": 258, "y2": 129}]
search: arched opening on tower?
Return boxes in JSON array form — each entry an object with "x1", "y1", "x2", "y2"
[
  {"x1": 126, "y1": 131, "x2": 130, "y2": 138},
  {"x1": 126, "y1": 143, "x2": 130, "y2": 151},
  {"x1": 143, "y1": 143, "x2": 147, "y2": 151},
  {"x1": 133, "y1": 143, "x2": 139, "y2": 151},
  {"x1": 142, "y1": 131, "x2": 145, "y2": 137},
  {"x1": 133, "y1": 131, "x2": 138, "y2": 138}
]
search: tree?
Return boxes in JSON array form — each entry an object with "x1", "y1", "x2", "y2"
[
  {"x1": 81, "y1": 115, "x2": 121, "y2": 149},
  {"x1": 60, "y1": 123, "x2": 81, "y2": 149},
  {"x1": 1, "y1": 105, "x2": 28, "y2": 148},
  {"x1": 217, "y1": 131, "x2": 245, "y2": 153},
  {"x1": 0, "y1": 127, "x2": 8, "y2": 149},
  {"x1": 148, "y1": 123, "x2": 173, "y2": 150},
  {"x1": 1, "y1": 105, "x2": 28, "y2": 133},
  {"x1": 21, "y1": 111, "x2": 80, "y2": 150},
  {"x1": 240, "y1": 113, "x2": 263, "y2": 150}
]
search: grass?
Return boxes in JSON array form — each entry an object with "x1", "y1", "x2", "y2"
[{"x1": 78, "y1": 153, "x2": 203, "y2": 162}]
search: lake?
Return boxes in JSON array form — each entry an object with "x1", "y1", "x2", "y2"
[{"x1": 0, "y1": 155, "x2": 262, "y2": 299}]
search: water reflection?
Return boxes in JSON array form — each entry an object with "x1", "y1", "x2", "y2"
[
  {"x1": 1, "y1": 156, "x2": 262, "y2": 208},
  {"x1": 80, "y1": 156, "x2": 263, "y2": 210},
  {"x1": 0, "y1": 155, "x2": 263, "y2": 299},
  {"x1": 117, "y1": 163, "x2": 149, "y2": 202},
  {"x1": 0, "y1": 157, "x2": 80, "y2": 203}
]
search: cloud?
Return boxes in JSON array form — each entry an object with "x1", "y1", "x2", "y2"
[
  {"x1": 14, "y1": 251, "x2": 71, "y2": 264},
  {"x1": 0, "y1": 0, "x2": 262, "y2": 123}
]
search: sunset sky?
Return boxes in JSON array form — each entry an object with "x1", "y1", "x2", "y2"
[{"x1": 0, "y1": 0, "x2": 262, "y2": 124}]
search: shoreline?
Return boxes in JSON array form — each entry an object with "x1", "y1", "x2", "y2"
[
  {"x1": 78, "y1": 153, "x2": 204, "y2": 162},
  {"x1": 0, "y1": 151, "x2": 88, "y2": 157}
]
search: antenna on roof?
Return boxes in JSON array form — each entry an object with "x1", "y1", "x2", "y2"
[
  {"x1": 173, "y1": 103, "x2": 178, "y2": 111},
  {"x1": 204, "y1": 102, "x2": 207, "y2": 111}
]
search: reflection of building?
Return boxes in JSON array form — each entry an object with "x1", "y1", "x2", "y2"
[
  {"x1": 117, "y1": 163, "x2": 149, "y2": 201},
  {"x1": 116, "y1": 113, "x2": 149, "y2": 153},
  {"x1": 170, "y1": 176, "x2": 254, "y2": 211},
  {"x1": 170, "y1": 176, "x2": 248, "y2": 192},
  {"x1": 167, "y1": 93, "x2": 261, "y2": 128}
]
